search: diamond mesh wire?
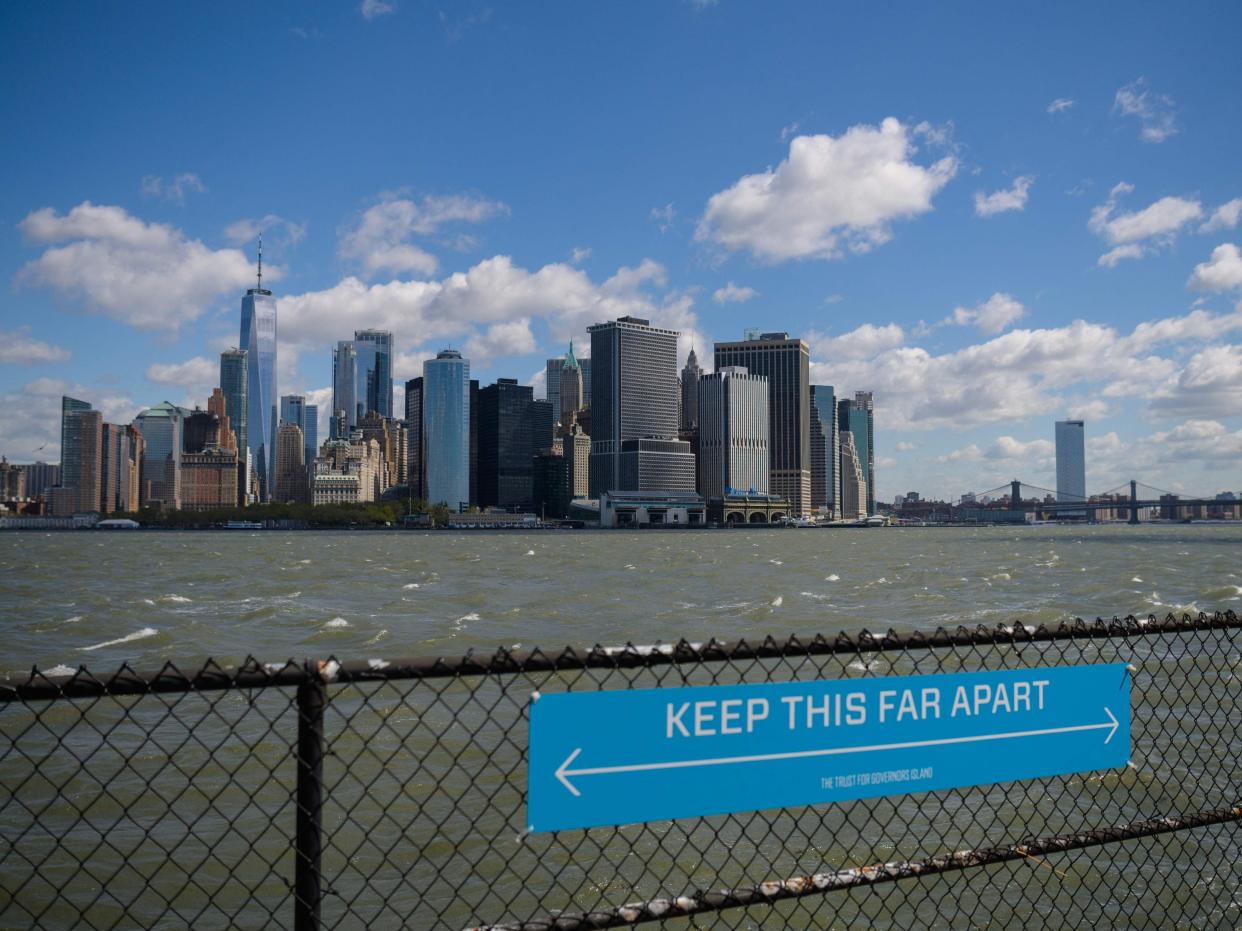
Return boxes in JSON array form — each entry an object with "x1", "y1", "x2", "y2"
[{"x1": 2, "y1": 612, "x2": 1240, "y2": 930}]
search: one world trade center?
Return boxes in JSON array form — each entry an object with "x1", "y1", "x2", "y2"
[{"x1": 239, "y1": 239, "x2": 277, "y2": 502}]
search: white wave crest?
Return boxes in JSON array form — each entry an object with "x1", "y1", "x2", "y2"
[
  {"x1": 323, "y1": 617, "x2": 350, "y2": 629},
  {"x1": 79, "y1": 628, "x2": 158, "y2": 652}
]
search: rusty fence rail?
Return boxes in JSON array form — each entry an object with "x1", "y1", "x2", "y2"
[{"x1": 1, "y1": 611, "x2": 1241, "y2": 929}]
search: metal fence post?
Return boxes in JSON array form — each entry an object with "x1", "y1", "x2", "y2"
[{"x1": 295, "y1": 662, "x2": 326, "y2": 931}]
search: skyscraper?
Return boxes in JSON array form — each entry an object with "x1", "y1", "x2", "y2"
[
  {"x1": 354, "y1": 329, "x2": 394, "y2": 420},
  {"x1": 55, "y1": 399, "x2": 102, "y2": 516},
  {"x1": 698, "y1": 367, "x2": 769, "y2": 499},
  {"x1": 423, "y1": 350, "x2": 471, "y2": 509},
  {"x1": 209, "y1": 389, "x2": 237, "y2": 452},
  {"x1": 559, "y1": 342, "x2": 584, "y2": 426},
  {"x1": 545, "y1": 357, "x2": 564, "y2": 424},
  {"x1": 588, "y1": 316, "x2": 681, "y2": 497},
  {"x1": 810, "y1": 385, "x2": 838, "y2": 518},
  {"x1": 220, "y1": 348, "x2": 248, "y2": 504},
  {"x1": 854, "y1": 391, "x2": 875, "y2": 516},
  {"x1": 713, "y1": 332, "x2": 812, "y2": 516},
  {"x1": 839, "y1": 431, "x2": 867, "y2": 520},
  {"x1": 478, "y1": 379, "x2": 535, "y2": 509},
  {"x1": 239, "y1": 243, "x2": 277, "y2": 502},
  {"x1": 303, "y1": 405, "x2": 318, "y2": 464},
  {"x1": 134, "y1": 402, "x2": 185, "y2": 510},
  {"x1": 331, "y1": 341, "x2": 357, "y2": 438},
  {"x1": 680, "y1": 346, "x2": 703, "y2": 431},
  {"x1": 275, "y1": 424, "x2": 309, "y2": 504},
  {"x1": 1056, "y1": 420, "x2": 1086, "y2": 505},
  {"x1": 405, "y1": 376, "x2": 424, "y2": 500}
]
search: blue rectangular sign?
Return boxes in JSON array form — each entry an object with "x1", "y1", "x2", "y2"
[{"x1": 528, "y1": 664, "x2": 1130, "y2": 832}]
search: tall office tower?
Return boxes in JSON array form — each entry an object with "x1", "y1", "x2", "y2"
[
  {"x1": 544, "y1": 357, "x2": 564, "y2": 424},
  {"x1": 393, "y1": 420, "x2": 409, "y2": 486},
  {"x1": 580, "y1": 358, "x2": 592, "y2": 409},
  {"x1": 239, "y1": 242, "x2": 277, "y2": 502},
  {"x1": 220, "y1": 348, "x2": 249, "y2": 504},
  {"x1": 56, "y1": 400, "x2": 102, "y2": 516},
  {"x1": 559, "y1": 342, "x2": 584, "y2": 426},
  {"x1": 331, "y1": 341, "x2": 358, "y2": 438},
  {"x1": 478, "y1": 379, "x2": 536, "y2": 509},
  {"x1": 354, "y1": 329, "x2": 394, "y2": 419},
  {"x1": 183, "y1": 409, "x2": 219, "y2": 454},
  {"x1": 838, "y1": 396, "x2": 873, "y2": 516},
  {"x1": 809, "y1": 385, "x2": 838, "y2": 518},
  {"x1": 1055, "y1": 420, "x2": 1086, "y2": 504},
  {"x1": 532, "y1": 448, "x2": 572, "y2": 519},
  {"x1": 529, "y1": 399, "x2": 554, "y2": 454},
  {"x1": 854, "y1": 391, "x2": 875, "y2": 516},
  {"x1": 303, "y1": 405, "x2": 318, "y2": 464},
  {"x1": 405, "y1": 377, "x2": 424, "y2": 500},
  {"x1": 281, "y1": 395, "x2": 307, "y2": 433},
  {"x1": 209, "y1": 389, "x2": 237, "y2": 452},
  {"x1": 698, "y1": 366, "x2": 769, "y2": 499},
  {"x1": 22, "y1": 462, "x2": 60, "y2": 500},
  {"x1": 680, "y1": 347, "x2": 703, "y2": 431},
  {"x1": 123, "y1": 424, "x2": 144, "y2": 512},
  {"x1": 563, "y1": 421, "x2": 590, "y2": 498},
  {"x1": 588, "y1": 316, "x2": 681, "y2": 497},
  {"x1": 134, "y1": 402, "x2": 185, "y2": 510},
  {"x1": 99, "y1": 422, "x2": 126, "y2": 513},
  {"x1": 469, "y1": 378, "x2": 479, "y2": 508},
  {"x1": 422, "y1": 350, "x2": 471, "y2": 509},
  {"x1": 274, "y1": 424, "x2": 309, "y2": 503},
  {"x1": 713, "y1": 332, "x2": 812, "y2": 515},
  {"x1": 839, "y1": 431, "x2": 867, "y2": 520},
  {"x1": 359, "y1": 411, "x2": 397, "y2": 490}
]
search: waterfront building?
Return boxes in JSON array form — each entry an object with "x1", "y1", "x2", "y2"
[
  {"x1": 619, "y1": 437, "x2": 696, "y2": 491},
  {"x1": 405, "y1": 377, "x2": 423, "y2": 500},
  {"x1": 220, "y1": 348, "x2": 249, "y2": 504},
  {"x1": 679, "y1": 346, "x2": 703, "y2": 432},
  {"x1": 359, "y1": 411, "x2": 398, "y2": 490},
  {"x1": 274, "y1": 424, "x2": 309, "y2": 504},
  {"x1": 839, "y1": 431, "x2": 867, "y2": 520},
  {"x1": 0, "y1": 458, "x2": 25, "y2": 501},
  {"x1": 697, "y1": 367, "x2": 769, "y2": 499},
  {"x1": 55, "y1": 399, "x2": 102, "y2": 516},
  {"x1": 532, "y1": 447, "x2": 572, "y2": 519},
  {"x1": 588, "y1": 316, "x2": 681, "y2": 497},
  {"x1": 854, "y1": 391, "x2": 875, "y2": 516},
  {"x1": 563, "y1": 421, "x2": 590, "y2": 498},
  {"x1": 181, "y1": 401, "x2": 238, "y2": 510},
  {"x1": 20, "y1": 462, "x2": 60, "y2": 500},
  {"x1": 713, "y1": 332, "x2": 812, "y2": 516},
  {"x1": 311, "y1": 469, "x2": 361, "y2": 506},
  {"x1": 99, "y1": 423, "x2": 125, "y2": 514},
  {"x1": 559, "y1": 342, "x2": 584, "y2": 427},
  {"x1": 239, "y1": 247, "x2": 277, "y2": 501},
  {"x1": 600, "y1": 490, "x2": 705, "y2": 528},
  {"x1": 810, "y1": 385, "x2": 839, "y2": 518},
  {"x1": 1055, "y1": 420, "x2": 1087, "y2": 505},
  {"x1": 477, "y1": 379, "x2": 535, "y2": 509},
  {"x1": 311, "y1": 435, "x2": 384, "y2": 504},
  {"x1": 134, "y1": 402, "x2": 185, "y2": 510},
  {"x1": 423, "y1": 350, "x2": 471, "y2": 510}
]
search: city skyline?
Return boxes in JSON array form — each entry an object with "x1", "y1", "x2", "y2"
[{"x1": 2, "y1": 3, "x2": 1241, "y2": 500}]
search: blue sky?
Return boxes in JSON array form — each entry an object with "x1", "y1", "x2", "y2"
[{"x1": 3, "y1": 1, "x2": 1241, "y2": 501}]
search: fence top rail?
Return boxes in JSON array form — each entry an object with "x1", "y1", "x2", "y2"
[{"x1": 2, "y1": 610, "x2": 1237, "y2": 704}]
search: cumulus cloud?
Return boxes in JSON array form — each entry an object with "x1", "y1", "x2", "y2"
[
  {"x1": 712, "y1": 282, "x2": 758, "y2": 304},
  {"x1": 224, "y1": 214, "x2": 307, "y2": 247},
  {"x1": 0, "y1": 377, "x2": 138, "y2": 462},
  {"x1": 145, "y1": 356, "x2": 218, "y2": 391},
  {"x1": 140, "y1": 173, "x2": 205, "y2": 204},
  {"x1": 1046, "y1": 98, "x2": 1075, "y2": 114},
  {"x1": 649, "y1": 203, "x2": 676, "y2": 234},
  {"x1": 696, "y1": 117, "x2": 957, "y2": 263},
  {"x1": 809, "y1": 305, "x2": 1242, "y2": 432},
  {"x1": 1188, "y1": 244, "x2": 1242, "y2": 292},
  {"x1": 464, "y1": 319, "x2": 537, "y2": 364},
  {"x1": 974, "y1": 176, "x2": 1034, "y2": 217},
  {"x1": 16, "y1": 202, "x2": 263, "y2": 332},
  {"x1": 360, "y1": 0, "x2": 395, "y2": 19},
  {"x1": 1089, "y1": 182, "x2": 1202, "y2": 266},
  {"x1": 1200, "y1": 199, "x2": 1242, "y2": 234},
  {"x1": 570, "y1": 246, "x2": 591, "y2": 264},
  {"x1": 339, "y1": 193, "x2": 507, "y2": 278},
  {"x1": 0, "y1": 328, "x2": 71, "y2": 364},
  {"x1": 947, "y1": 293, "x2": 1027, "y2": 334},
  {"x1": 1114, "y1": 78, "x2": 1179, "y2": 143}
]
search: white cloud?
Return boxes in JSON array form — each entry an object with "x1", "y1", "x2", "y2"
[
  {"x1": 779, "y1": 121, "x2": 800, "y2": 141},
  {"x1": 1188, "y1": 244, "x2": 1242, "y2": 292},
  {"x1": 145, "y1": 356, "x2": 218, "y2": 391},
  {"x1": 360, "y1": 0, "x2": 395, "y2": 19},
  {"x1": 0, "y1": 328, "x2": 71, "y2": 364},
  {"x1": 140, "y1": 173, "x2": 205, "y2": 205},
  {"x1": 570, "y1": 246, "x2": 591, "y2": 264},
  {"x1": 1046, "y1": 98, "x2": 1075, "y2": 114},
  {"x1": 808, "y1": 323, "x2": 906, "y2": 362},
  {"x1": 649, "y1": 203, "x2": 676, "y2": 234},
  {"x1": 895, "y1": 441, "x2": 918, "y2": 452},
  {"x1": 696, "y1": 117, "x2": 957, "y2": 263},
  {"x1": 1200, "y1": 199, "x2": 1242, "y2": 234},
  {"x1": 223, "y1": 214, "x2": 307, "y2": 247},
  {"x1": 1149, "y1": 343, "x2": 1242, "y2": 417},
  {"x1": 948, "y1": 293, "x2": 1027, "y2": 334},
  {"x1": 17, "y1": 202, "x2": 263, "y2": 332},
  {"x1": 823, "y1": 293, "x2": 844, "y2": 305},
  {"x1": 986, "y1": 436, "x2": 1054, "y2": 461},
  {"x1": 1089, "y1": 182, "x2": 1202, "y2": 265},
  {"x1": 712, "y1": 282, "x2": 758, "y2": 304},
  {"x1": 464, "y1": 319, "x2": 537, "y2": 364},
  {"x1": 339, "y1": 193, "x2": 507, "y2": 278},
  {"x1": 0, "y1": 377, "x2": 138, "y2": 462},
  {"x1": 1066, "y1": 398, "x2": 1110, "y2": 421},
  {"x1": 974, "y1": 176, "x2": 1034, "y2": 217},
  {"x1": 1114, "y1": 78, "x2": 1179, "y2": 143}
]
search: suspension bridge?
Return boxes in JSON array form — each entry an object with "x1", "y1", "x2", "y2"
[{"x1": 963, "y1": 479, "x2": 1234, "y2": 524}]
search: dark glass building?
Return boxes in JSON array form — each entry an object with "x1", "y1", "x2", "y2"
[{"x1": 477, "y1": 379, "x2": 535, "y2": 509}]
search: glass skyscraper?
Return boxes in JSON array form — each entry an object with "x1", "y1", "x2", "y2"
[
  {"x1": 422, "y1": 350, "x2": 471, "y2": 509},
  {"x1": 239, "y1": 279, "x2": 277, "y2": 502},
  {"x1": 810, "y1": 385, "x2": 838, "y2": 518},
  {"x1": 281, "y1": 395, "x2": 318, "y2": 466},
  {"x1": 1056, "y1": 420, "x2": 1086, "y2": 504},
  {"x1": 477, "y1": 378, "x2": 535, "y2": 509},
  {"x1": 333, "y1": 330, "x2": 393, "y2": 435},
  {"x1": 134, "y1": 402, "x2": 185, "y2": 510}
]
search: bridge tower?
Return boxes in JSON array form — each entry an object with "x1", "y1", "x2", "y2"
[
  {"x1": 1129, "y1": 479, "x2": 1140, "y2": 524},
  {"x1": 1010, "y1": 479, "x2": 1022, "y2": 510}
]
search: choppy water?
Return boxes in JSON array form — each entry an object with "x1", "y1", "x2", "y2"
[{"x1": 3, "y1": 524, "x2": 1241, "y2": 675}]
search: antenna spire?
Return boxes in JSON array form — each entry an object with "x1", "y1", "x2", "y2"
[{"x1": 256, "y1": 234, "x2": 263, "y2": 290}]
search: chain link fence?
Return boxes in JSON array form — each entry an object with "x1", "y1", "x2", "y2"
[{"x1": 2, "y1": 610, "x2": 1240, "y2": 929}]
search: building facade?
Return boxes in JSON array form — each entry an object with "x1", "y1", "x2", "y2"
[
  {"x1": 679, "y1": 346, "x2": 703, "y2": 432},
  {"x1": 532, "y1": 448, "x2": 572, "y2": 519},
  {"x1": 404, "y1": 377, "x2": 423, "y2": 501},
  {"x1": 219, "y1": 348, "x2": 249, "y2": 504},
  {"x1": 56, "y1": 400, "x2": 102, "y2": 516},
  {"x1": 477, "y1": 379, "x2": 536, "y2": 509},
  {"x1": 618, "y1": 437, "x2": 696, "y2": 491},
  {"x1": 1055, "y1": 420, "x2": 1086, "y2": 503},
  {"x1": 563, "y1": 421, "x2": 590, "y2": 498},
  {"x1": 809, "y1": 385, "x2": 838, "y2": 518},
  {"x1": 588, "y1": 316, "x2": 681, "y2": 497},
  {"x1": 559, "y1": 342, "x2": 584, "y2": 427},
  {"x1": 274, "y1": 423, "x2": 309, "y2": 503},
  {"x1": 239, "y1": 281, "x2": 277, "y2": 501},
  {"x1": 422, "y1": 350, "x2": 471, "y2": 509},
  {"x1": 853, "y1": 391, "x2": 875, "y2": 516},
  {"x1": 713, "y1": 333, "x2": 812, "y2": 516},
  {"x1": 697, "y1": 367, "x2": 769, "y2": 499},
  {"x1": 839, "y1": 431, "x2": 867, "y2": 520},
  {"x1": 134, "y1": 402, "x2": 184, "y2": 510}
]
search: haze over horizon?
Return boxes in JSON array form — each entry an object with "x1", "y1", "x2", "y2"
[{"x1": 2, "y1": 1, "x2": 1240, "y2": 501}]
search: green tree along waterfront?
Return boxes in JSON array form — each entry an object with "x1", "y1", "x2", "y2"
[{"x1": 127, "y1": 498, "x2": 438, "y2": 529}]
